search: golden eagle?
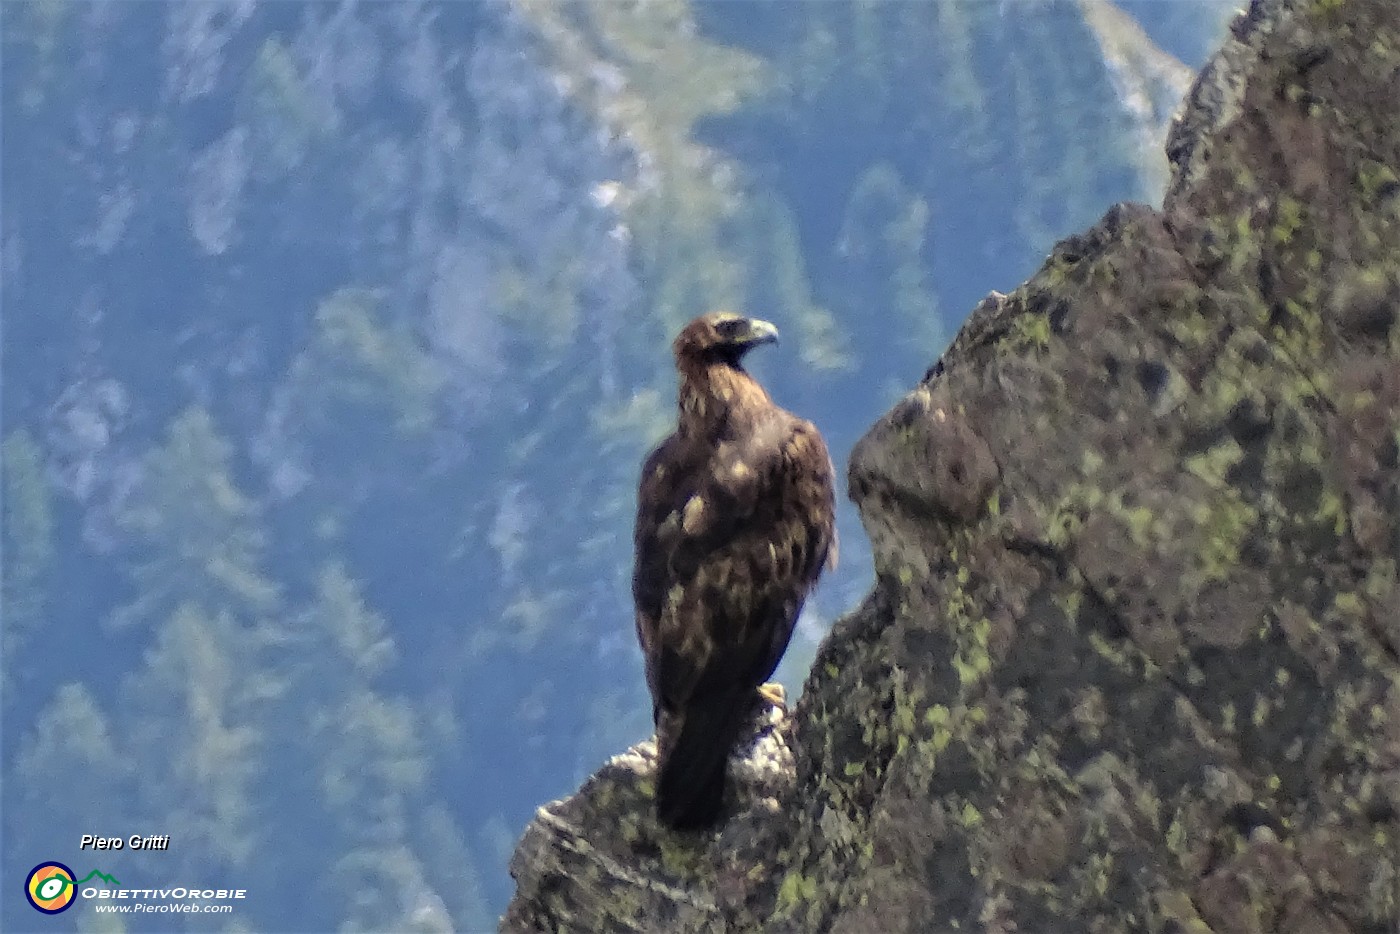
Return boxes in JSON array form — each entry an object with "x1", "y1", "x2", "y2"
[{"x1": 633, "y1": 311, "x2": 837, "y2": 829}]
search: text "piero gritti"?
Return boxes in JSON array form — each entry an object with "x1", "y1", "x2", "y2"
[{"x1": 80, "y1": 834, "x2": 171, "y2": 851}]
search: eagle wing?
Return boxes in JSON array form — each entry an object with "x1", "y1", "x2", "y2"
[{"x1": 633, "y1": 414, "x2": 836, "y2": 827}]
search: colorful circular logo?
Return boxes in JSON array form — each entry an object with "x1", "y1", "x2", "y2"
[{"x1": 26, "y1": 862, "x2": 77, "y2": 914}]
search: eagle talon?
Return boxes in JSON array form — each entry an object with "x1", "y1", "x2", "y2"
[{"x1": 756, "y1": 682, "x2": 787, "y2": 711}]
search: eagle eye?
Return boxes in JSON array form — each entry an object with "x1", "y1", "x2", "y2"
[{"x1": 715, "y1": 318, "x2": 746, "y2": 340}]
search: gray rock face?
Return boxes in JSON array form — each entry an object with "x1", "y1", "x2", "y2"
[{"x1": 504, "y1": 0, "x2": 1400, "y2": 930}]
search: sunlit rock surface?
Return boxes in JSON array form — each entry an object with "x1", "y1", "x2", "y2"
[{"x1": 505, "y1": 0, "x2": 1400, "y2": 930}]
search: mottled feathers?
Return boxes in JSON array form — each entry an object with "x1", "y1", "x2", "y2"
[{"x1": 633, "y1": 311, "x2": 836, "y2": 830}]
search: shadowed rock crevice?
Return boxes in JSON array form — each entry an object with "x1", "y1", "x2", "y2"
[{"x1": 504, "y1": 0, "x2": 1400, "y2": 930}]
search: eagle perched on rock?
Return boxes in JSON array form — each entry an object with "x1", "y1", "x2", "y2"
[{"x1": 634, "y1": 311, "x2": 836, "y2": 830}]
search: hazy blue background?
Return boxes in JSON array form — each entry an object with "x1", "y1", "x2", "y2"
[{"x1": 3, "y1": 2, "x2": 1233, "y2": 930}]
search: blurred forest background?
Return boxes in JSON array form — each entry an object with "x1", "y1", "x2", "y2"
[{"x1": 3, "y1": 1, "x2": 1234, "y2": 930}]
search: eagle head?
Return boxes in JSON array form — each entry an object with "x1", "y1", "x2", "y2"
[{"x1": 673, "y1": 312, "x2": 779, "y2": 369}]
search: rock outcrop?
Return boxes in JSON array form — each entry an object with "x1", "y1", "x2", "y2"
[{"x1": 505, "y1": 0, "x2": 1400, "y2": 929}]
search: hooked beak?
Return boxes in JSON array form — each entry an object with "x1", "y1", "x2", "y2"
[{"x1": 738, "y1": 318, "x2": 779, "y2": 347}]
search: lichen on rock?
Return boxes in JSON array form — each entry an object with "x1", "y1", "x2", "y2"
[{"x1": 504, "y1": 0, "x2": 1400, "y2": 930}]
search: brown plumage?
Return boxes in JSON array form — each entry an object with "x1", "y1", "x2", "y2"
[{"x1": 633, "y1": 311, "x2": 837, "y2": 830}]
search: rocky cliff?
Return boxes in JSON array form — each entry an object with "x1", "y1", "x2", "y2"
[{"x1": 503, "y1": 0, "x2": 1400, "y2": 929}]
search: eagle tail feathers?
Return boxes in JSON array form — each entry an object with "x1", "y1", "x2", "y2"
[{"x1": 655, "y1": 690, "x2": 749, "y2": 830}]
